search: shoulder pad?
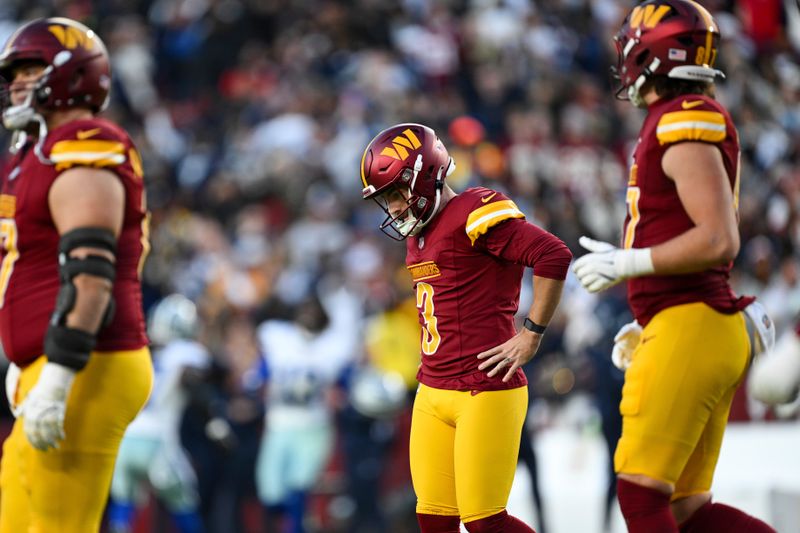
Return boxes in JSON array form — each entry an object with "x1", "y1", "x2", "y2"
[
  {"x1": 463, "y1": 188, "x2": 525, "y2": 245},
  {"x1": 48, "y1": 119, "x2": 129, "y2": 171},
  {"x1": 656, "y1": 97, "x2": 727, "y2": 146}
]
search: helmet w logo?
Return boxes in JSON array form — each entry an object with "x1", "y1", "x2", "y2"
[
  {"x1": 380, "y1": 129, "x2": 422, "y2": 161},
  {"x1": 630, "y1": 4, "x2": 671, "y2": 29},
  {"x1": 48, "y1": 25, "x2": 94, "y2": 50}
]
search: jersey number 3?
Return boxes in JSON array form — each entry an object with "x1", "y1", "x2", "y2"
[{"x1": 416, "y1": 282, "x2": 441, "y2": 355}]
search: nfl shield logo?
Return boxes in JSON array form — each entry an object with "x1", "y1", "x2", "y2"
[
  {"x1": 418, "y1": 236, "x2": 425, "y2": 249},
  {"x1": 668, "y1": 48, "x2": 687, "y2": 61}
]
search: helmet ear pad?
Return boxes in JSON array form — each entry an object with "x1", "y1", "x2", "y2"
[{"x1": 35, "y1": 82, "x2": 51, "y2": 105}]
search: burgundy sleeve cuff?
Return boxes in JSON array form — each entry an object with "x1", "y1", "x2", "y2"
[
  {"x1": 532, "y1": 242, "x2": 573, "y2": 280},
  {"x1": 481, "y1": 218, "x2": 572, "y2": 278}
]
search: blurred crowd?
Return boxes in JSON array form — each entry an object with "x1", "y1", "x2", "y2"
[{"x1": 0, "y1": 0, "x2": 799, "y2": 532}]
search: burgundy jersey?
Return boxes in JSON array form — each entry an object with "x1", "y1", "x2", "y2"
[
  {"x1": 406, "y1": 187, "x2": 571, "y2": 391},
  {"x1": 624, "y1": 95, "x2": 751, "y2": 326},
  {"x1": 0, "y1": 118, "x2": 149, "y2": 366}
]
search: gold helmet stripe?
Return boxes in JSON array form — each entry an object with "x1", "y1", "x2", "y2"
[
  {"x1": 360, "y1": 144, "x2": 369, "y2": 188},
  {"x1": 687, "y1": 0, "x2": 716, "y2": 65}
]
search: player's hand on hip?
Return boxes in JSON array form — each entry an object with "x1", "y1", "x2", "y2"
[
  {"x1": 477, "y1": 330, "x2": 542, "y2": 383},
  {"x1": 22, "y1": 362, "x2": 76, "y2": 451},
  {"x1": 748, "y1": 329, "x2": 800, "y2": 405},
  {"x1": 572, "y1": 236, "x2": 654, "y2": 293},
  {"x1": 611, "y1": 320, "x2": 642, "y2": 371}
]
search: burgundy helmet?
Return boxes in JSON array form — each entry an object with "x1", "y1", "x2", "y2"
[
  {"x1": 0, "y1": 17, "x2": 111, "y2": 124},
  {"x1": 613, "y1": 0, "x2": 723, "y2": 106},
  {"x1": 361, "y1": 123, "x2": 454, "y2": 240}
]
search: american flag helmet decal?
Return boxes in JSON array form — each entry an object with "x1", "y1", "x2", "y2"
[{"x1": 668, "y1": 48, "x2": 687, "y2": 61}]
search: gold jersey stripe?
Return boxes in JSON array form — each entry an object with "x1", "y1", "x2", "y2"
[
  {"x1": 50, "y1": 139, "x2": 127, "y2": 170},
  {"x1": 128, "y1": 148, "x2": 144, "y2": 179},
  {"x1": 465, "y1": 199, "x2": 525, "y2": 245},
  {"x1": 656, "y1": 124, "x2": 726, "y2": 144},
  {"x1": 657, "y1": 110, "x2": 726, "y2": 145},
  {"x1": 51, "y1": 139, "x2": 126, "y2": 156}
]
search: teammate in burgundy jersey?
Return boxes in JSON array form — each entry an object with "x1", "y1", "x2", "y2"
[
  {"x1": 0, "y1": 18, "x2": 153, "y2": 533},
  {"x1": 0, "y1": 117, "x2": 149, "y2": 362},
  {"x1": 572, "y1": 2, "x2": 775, "y2": 531},
  {"x1": 361, "y1": 123, "x2": 571, "y2": 533},
  {"x1": 623, "y1": 93, "x2": 749, "y2": 326}
]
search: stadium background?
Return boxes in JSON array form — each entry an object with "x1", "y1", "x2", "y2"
[{"x1": 0, "y1": 0, "x2": 799, "y2": 532}]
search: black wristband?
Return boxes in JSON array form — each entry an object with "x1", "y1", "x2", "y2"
[
  {"x1": 44, "y1": 324, "x2": 96, "y2": 371},
  {"x1": 523, "y1": 318, "x2": 547, "y2": 334}
]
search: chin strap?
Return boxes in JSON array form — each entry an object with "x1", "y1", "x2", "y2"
[
  {"x1": 32, "y1": 113, "x2": 53, "y2": 165},
  {"x1": 405, "y1": 165, "x2": 446, "y2": 237},
  {"x1": 397, "y1": 155, "x2": 455, "y2": 238},
  {"x1": 9, "y1": 131, "x2": 26, "y2": 154},
  {"x1": 3, "y1": 66, "x2": 53, "y2": 163},
  {"x1": 2, "y1": 85, "x2": 37, "y2": 131},
  {"x1": 4, "y1": 107, "x2": 52, "y2": 163},
  {"x1": 628, "y1": 57, "x2": 661, "y2": 108}
]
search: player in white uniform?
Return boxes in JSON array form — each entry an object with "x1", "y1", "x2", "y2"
[
  {"x1": 255, "y1": 287, "x2": 359, "y2": 533},
  {"x1": 108, "y1": 294, "x2": 229, "y2": 533}
]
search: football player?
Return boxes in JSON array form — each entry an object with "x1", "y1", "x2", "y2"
[
  {"x1": 0, "y1": 17, "x2": 153, "y2": 533},
  {"x1": 360, "y1": 123, "x2": 572, "y2": 532},
  {"x1": 255, "y1": 290, "x2": 357, "y2": 533},
  {"x1": 109, "y1": 294, "x2": 224, "y2": 533},
  {"x1": 572, "y1": 1, "x2": 776, "y2": 531}
]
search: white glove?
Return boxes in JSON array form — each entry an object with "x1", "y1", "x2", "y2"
[
  {"x1": 572, "y1": 236, "x2": 655, "y2": 293},
  {"x1": 742, "y1": 300, "x2": 776, "y2": 357},
  {"x1": 612, "y1": 320, "x2": 642, "y2": 371},
  {"x1": 205, "y1": 416, "x2": 237, "y2": 450},
  {"x1": 5, "y1": 362, "x2": 22, "y2": 417},
  {"x1": 747, "y1": 329, "x2": 800, "y2": 405},
  {"x1": 22, "y1": 362, "x2": 76, "y2": 451}
]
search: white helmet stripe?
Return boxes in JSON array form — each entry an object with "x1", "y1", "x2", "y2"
[
  {"x1": 409, "y1": 153, "x2": 424, "y2": 191},
  {"x1": 623, "y1": 37, "x2": 636, "y2": 59}
]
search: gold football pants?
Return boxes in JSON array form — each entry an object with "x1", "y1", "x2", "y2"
[
  {"x1": 410, "y1": 383, "x2": 528, "y2": 523},
  {"x1": 614, "y1": 302, "x2": 750, "y2": 500},
  {"x1": 0, "y1": 348, "x2": 153, "y2": 533}
]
